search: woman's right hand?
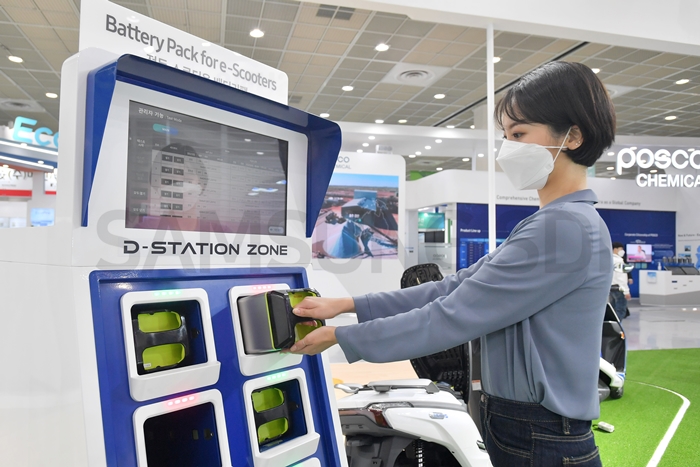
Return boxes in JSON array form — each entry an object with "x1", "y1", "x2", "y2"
[{"x1": 293, "y1": 296, "x2": 355, "y2": 321}]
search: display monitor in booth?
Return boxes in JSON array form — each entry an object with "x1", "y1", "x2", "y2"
[
  {"x1": 125, "y1": 102, "x2": 288, "y2": 235},
  {"x1": 30, "y1": 208, "x2": 55, "y2": 227},
  {"x1": 626, "y1": 244, "x2": 652, "y2": 262},
  {"x1": 424, "y1": 231, "x2": 445, "y2": 243},
  {"x1": 418, "y1": 212, "x2": 445, "y2": 230}
]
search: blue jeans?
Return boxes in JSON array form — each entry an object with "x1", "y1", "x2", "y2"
[
  {"x1": 480, "y1": 393, "x2": 602, "y2": 467},
  {"x1": 610, "y1": 289, "x2": 628, "y2": 319}
]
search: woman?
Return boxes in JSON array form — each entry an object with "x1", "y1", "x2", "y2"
[{"x1": 289, "y1": 61, "x2": 615, "y2": 467}]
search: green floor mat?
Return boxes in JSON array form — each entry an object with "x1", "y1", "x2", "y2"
[{"x1": 594, "y1": 348, "x2": 700, "y2": 466}]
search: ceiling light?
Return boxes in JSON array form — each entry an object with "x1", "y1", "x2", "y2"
[
  {"x1": 689, "y1": 148, "x2": 695, "y2": 152},
  {"x1": 20, "y1": 143, "x2": 27, "y2": 147},
  {"x1": 250, "y1": 28, "x2": 264, "y2": 38},
  {"x1": 434, "y1": 93, "x2": 445, "y2": 99},
  {"x1": 37, "y1": 160, "x2": 44, "y2": 164},
  {"x1": 436, "y1": 167, "x2": 443, "y2": 171},
  {"x1": 591, "y1": 68, "x2": 600, "y2": 74},
  {"x1": 610, "y1": 177, "x2": 616, "y2": 180},
  {"x1": 2, "y1": 164, "x2": 7, "y2": 168},
  {"x1": 607, "y1": 151, "x2": 615, "y2": 156},
  {"x1": 45, "y1": 92, "x2": 58, "y2": 99},
  {"x1": 425, "y1": 146, "x2": 431, "y2": 150},
  {"x1": 470, "y1": 125, "x2": 475, "y2": 129},
  {"x1": 320, "y1": 113, "x2": 330, "y2": 118},
  {"x1": 493, "y1": 57, "x2": 501, "y2": 63},
  {"x1": 8, "y1": 55, "x2": 22, "y2": 63},
  {"x1": 435, "y1": 139, "x2": 442, "y2": 143},
  {"x1": 398, "y1": 119, "x2": 407, "y2": 124},
  {"x1": 606, "y1": 166, "x2": 614, "y2": 170},
  {"x1": 478, "y1": 153, "x2": 484, "y2": 157},
  {"x1": 342, "y1": 85, "x2": 354, "y2": 91},
  {"x1": 244, "y1": 138, "x2": 251, "y2": 142},
  {"x1": 462, "y1": 157, "x2": 470, "y2": 162},
  {"x1": 368, "y1": 136, "x2": 375, "y2": 140},
  {"x1": 415, "y1": 151, "x2": 422, "y2": 155},
  {"x1": 676, "y1": 78, "x2": 690, "y2": 85},
  {"x1": 375, "y1": 119, "x2": 384, "y2": 124},
  {"x1": 650, "y1": 169, "x2": 658, "y2": 173},
  {"x1": 362, "y1": 143, "x2": 369, "y2": 147},
  {"x1": 256, "y1": 151, "x2": 264, "y2": 155},
  {"x1": 375, "y1": 43, "x2": 390, "y2": 52},
  {"x1": 630, "y1": 146, "x2": 637, "y2": 150},
  {"x1": 446, "y1": 125, "x2": 455, "y2": 129},
  {"x1": 356, "y1": 149, "x2": 363, "y2": 153},
  {"x1": 665, "y1": 115, "x2": 677, "y2": 120},
  {"x1": 408, "y1": 154, "x2": 416, "y2": 158}
]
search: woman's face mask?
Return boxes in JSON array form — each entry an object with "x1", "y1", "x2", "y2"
[
  {"x1": 496, "y1": 127, "x2": 572, "y2": 191},
  {"x1": 616, "y1": 249, "x2": 626, "y2": 258}
]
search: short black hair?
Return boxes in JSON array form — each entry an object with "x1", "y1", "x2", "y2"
[
  {"x1": 495, "y1": 61, "x2": 616, "y2": 167},
  {"x1": 612, "y1": 242, "x2": 624, "y2": 250}
]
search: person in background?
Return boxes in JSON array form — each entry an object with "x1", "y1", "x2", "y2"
[{"x1": 611, "y1": 242, "x2": 631, "y2": 319}]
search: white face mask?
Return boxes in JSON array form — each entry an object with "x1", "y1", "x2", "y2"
[
  {"x1": 616, "y1": 250, "x2": 625, "y2": 258},
  {"x1": 496, "y1": 127, "x2": 572, "y2": 190}
]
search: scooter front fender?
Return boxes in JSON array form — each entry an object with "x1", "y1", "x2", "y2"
[{"x1": 384, "y1": 407, "x2": 493, "y2": 467}]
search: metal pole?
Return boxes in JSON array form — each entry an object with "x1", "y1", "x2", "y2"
[{"x1": 487, "y1": 23, "x2": 496, "y2": 253}]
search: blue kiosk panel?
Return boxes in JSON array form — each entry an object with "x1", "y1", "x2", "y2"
[{"x1": 90, "y1": 267, "x2": 341, "y2": 466}]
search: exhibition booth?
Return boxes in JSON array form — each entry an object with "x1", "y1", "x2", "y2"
[{"x1": 1, "y1": 0, "x2": 700, "y2": 466}]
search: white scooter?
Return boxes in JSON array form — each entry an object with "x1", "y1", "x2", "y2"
[
  {"x1": 335, "y1": 264, "x2": 492, "y2": 467},
  {"x1": 336, "y1": 378, "x2": 492, "y2": 467}
]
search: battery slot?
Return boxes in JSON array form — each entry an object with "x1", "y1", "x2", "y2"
[
  {"x1": 131, "y1": 300, "x2": 208, "y2": 375},
  {"x1": 143, "y1": 402, "x2": 222, "y2": 467},
  {"x1": 121, "y1": 288, "x2": 221, "y2": 402},
  {"x1": 242, "y1": 368, "x2": 320, "y2": 467}
]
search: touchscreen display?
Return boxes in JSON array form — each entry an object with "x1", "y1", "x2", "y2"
[{"x1": 125, "y1": 102, "x2": 288, "y2": 235}]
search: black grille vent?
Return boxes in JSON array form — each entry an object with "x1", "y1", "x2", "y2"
[{"x1": 316, "y1": 4, "x2": 355, "y2": 20}]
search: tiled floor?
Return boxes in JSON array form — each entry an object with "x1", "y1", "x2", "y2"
[
  {"x1": 624, "y1": 299, "x2": 700, "y2": 351},
  {"x1": 329, "y1": 299, "x2": 700, "y2": 394}
]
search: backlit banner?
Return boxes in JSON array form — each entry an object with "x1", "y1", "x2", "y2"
[
  {"x1": 0, "y1": 168, "x2": 32, "y2": 197},
  {"x1": 79, "y1": 0, "x2": 288, "y2": 104}
]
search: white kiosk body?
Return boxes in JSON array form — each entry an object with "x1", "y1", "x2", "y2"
[
  {"x1": 639, "y1": 270, "x2": 700, "y2": 306},
  {"x1": 0, "y1": 47, "x2": 346, "y2": 467}
]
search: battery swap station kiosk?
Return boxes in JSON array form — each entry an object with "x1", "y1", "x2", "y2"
[{"x1": 0, "y1": 46, "x2": 346, "y2": 467}]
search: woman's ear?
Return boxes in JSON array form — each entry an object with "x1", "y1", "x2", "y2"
[{"x1": 565, "y1": 125, "x2": 583, "y2": 151}]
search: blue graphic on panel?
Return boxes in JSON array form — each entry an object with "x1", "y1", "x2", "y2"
[
  {"x1": 597, "y1": 208, "x2": 676, "y2": 297},
  {"x1": 456, "y1": 203, "x2": 488, "y2": 270},
  {"x1": 456, "y1": 204, "x2": 538, "y2": 270},
  {"x1": 497, "y1": 205, "x2": 538, "y2": 239}
]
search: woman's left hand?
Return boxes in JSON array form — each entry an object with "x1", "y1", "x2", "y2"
[{"x1": 287, "y1": 326, "x2": 338, "y2": 355}]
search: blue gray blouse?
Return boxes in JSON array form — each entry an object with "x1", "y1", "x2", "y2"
[{"x1": 335, "y1": 189, "x2": 613, "y2": 421}]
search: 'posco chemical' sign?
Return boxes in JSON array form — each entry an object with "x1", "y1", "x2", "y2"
[{"x1": 616, "y1": 148, "x2": 700, "y2": 187}]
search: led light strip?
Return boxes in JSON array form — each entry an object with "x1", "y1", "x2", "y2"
[
  {"x1": 0, "y1": 139, "x2": 58, "y2": 156},
  {"x1": 0, "y1": 154, "x2": 55, "y2": 171}
]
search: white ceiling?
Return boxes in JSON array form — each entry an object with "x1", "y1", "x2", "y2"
[{"x1": 0, "y1": 0, "x2": 699, "y2": 178}]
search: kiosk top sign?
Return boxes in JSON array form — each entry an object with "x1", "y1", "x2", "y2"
[{"x1": 79, "y1": 0, "x2": 288, "y2": 104}]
